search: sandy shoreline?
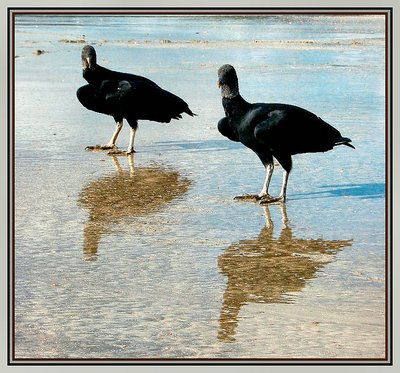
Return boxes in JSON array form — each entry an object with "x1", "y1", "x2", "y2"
[{"x1": 13, "y1": 14, "x2": 387, "y2": 360}]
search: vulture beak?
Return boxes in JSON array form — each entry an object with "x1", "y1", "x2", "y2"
[
  {"x1": 82, "y1": 57, "x2": 91, "y2": 70},
  {"x1": 217, "y1": 80, "x2": 222, "y2": 88}
]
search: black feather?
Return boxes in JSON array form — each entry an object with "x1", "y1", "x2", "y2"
[
  {"x1": 76, "y1": 45, "x2": 196, "y2": 151},
  {"x1": 217, "y1": 64, "x2": 354, "y2": 202}
]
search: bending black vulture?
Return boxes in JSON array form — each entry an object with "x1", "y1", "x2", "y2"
[
  {"x1": 76, "y1": 45, "x2": 196, "y2": 154},
  {"x1": 217, "y1": 64, "x2": 354, "y2": 203}
]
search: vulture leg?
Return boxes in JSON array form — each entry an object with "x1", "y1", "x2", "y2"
[
  {"x1": 260, "y1": 170, "x2": 289, "y2": 204},
  {"x1": 126, "y1": 127, "x2": 137, "y2": 154},
  {"x1": 260, "y1": 153, "x2": 291, "y2": 204},
  {"x1": 234, "y1": 162, "x2": 275, "y2": 201},
  {"x1": 258, "y1": 162, "x2": 274, "y2": 199},
  {"x1": 105, "y1": 120, "x2": 123, "y2": 148},
  {"x1": 86, "y1": 121, "x2": 123, "y2": 151},
  {"x1": 107, "y1": 121, "x2": 137, "y2": 156},
  {"x1": 234, "y1": 153, "x2": 276, "y2": 202}
]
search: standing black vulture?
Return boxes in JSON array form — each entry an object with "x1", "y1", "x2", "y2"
[
  {"x1": 76, "y1": 45, "x2": 196, "y2": 154},
  {"x1": 217, "y1": 64, "x2": 354, "y2": 203}
]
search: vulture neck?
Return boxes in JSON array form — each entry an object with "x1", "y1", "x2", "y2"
[
  {"x1": 221, "y1": 81, "x2": 250, "y2": 111},
  {"x1": 83, "y1": 64, "x2": 110, "y2": 86},
  {"x1": 222, "y1": 90, "x2": 250, "y2": 118},
  {"x1": 220, "y1": 82, "x2": 239, "y2": 99}
]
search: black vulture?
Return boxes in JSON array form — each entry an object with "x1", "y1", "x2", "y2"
[
  {"x1": 217, "y1": 64, "x2": 355, "y2": 203},
  {"x1": 76, "y1": 45, "x2": 196, "y2": 154}
]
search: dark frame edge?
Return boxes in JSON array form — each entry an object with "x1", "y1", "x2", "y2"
[{"x1": 7, "y1": 6, "x2": 394, "y2": 366}]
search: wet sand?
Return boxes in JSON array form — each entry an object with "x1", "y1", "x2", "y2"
[{"x1": 13, "y1": 14, "x2": 386, "y2": 360}]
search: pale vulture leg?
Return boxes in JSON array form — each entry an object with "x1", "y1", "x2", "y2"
[
  {"x1": 234, "y1": 163, "x2": 274, "y2": 201},
  {"x1": 260, "y1": 170, "x2": 289, "y2": 204},
  {"x1": 86, "y1": 121, "x2": 123, "y2": 151},
  {"x1": 126, "y1": 127, "x2": 137, "y2": 154},
  {"x1": 107, "y1": 126, "x2": 137, "y2": 156}
]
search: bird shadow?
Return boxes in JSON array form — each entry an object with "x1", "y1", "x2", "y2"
[
  {"x1": 291, "y1": 183, "x2": 385, "y2": 201},
  {"x1": 148, "y1": 139, "x2": 241, "y2": 153},
  {"x1": 217, "y1": 203, "x2": 353, "y2": 342},
  {"x1": 77, "y1": 155, "x2": 191, "y2": 261}
]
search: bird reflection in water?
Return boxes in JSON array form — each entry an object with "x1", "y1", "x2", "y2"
[
  {"x1": 217, "y1": 204, "x2": 352, "y2": 342},
  {"x1": 77, "y1": 154, "x2": 191, "y2": 261}
]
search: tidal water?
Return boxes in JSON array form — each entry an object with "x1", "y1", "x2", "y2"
[{"x1": 13, "y1": 14, "x2": 386, "y2": 360}]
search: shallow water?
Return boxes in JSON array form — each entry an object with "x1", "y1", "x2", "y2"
[{"x1": 13, "y1": 14, "x2": 386, "y2": 360}]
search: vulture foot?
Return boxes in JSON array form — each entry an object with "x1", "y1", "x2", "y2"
[
  {"x1": 259, "y1": 195, "x2": 285, "y2": 204},
  {"x1": 233, "y1": 194, "x2": 262, "y2": 202},
  {"x1": 86, "y1": 144, "x2": 117, "y2": 152},
  {"x1": 107, "y1": 149, "x2": 136, "y2": 156}
]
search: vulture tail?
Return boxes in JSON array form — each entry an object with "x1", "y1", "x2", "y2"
[
  {"x1": 185, "y1": 108, "x2": 197, "y2": 117},
  {"x1": 335, "y1": 137, "x2": 355, "y2": 149}
]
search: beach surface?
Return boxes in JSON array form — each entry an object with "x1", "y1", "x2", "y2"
[{"x1": 13, "y1": 14, "x2": 386, "y2": 360}]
